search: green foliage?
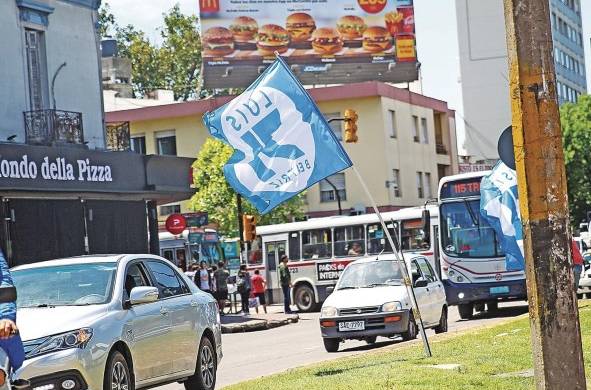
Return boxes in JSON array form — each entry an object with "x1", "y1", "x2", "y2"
[
  {"x1": 98, "y1": 3, "x2": 202, "y2": 101},
  {"x1": 191, "y1": 139, "x2": 305, "y2": 236},
  {"x1": 561, "y1": 95, "x2": 591, "y2": 225}
]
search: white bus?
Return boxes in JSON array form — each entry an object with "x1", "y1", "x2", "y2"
[
  {"x1": 436, "y1": 172, "x2": 527, "y2": 319},
  {"x1": 159, "y1": 228, "x2": 224, "y2": 271},
  {"x1": 249, "y1": 206, "x2": 440, "y2": 312}
]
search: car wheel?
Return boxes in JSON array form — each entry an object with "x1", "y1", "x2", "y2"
[
  {"x1": 365, "y1": 336, "x2": 377, "y2": 344},
  {"x1": 185, "y1": 336, "x2": 217, "y2": 390},
  {"x1": 458, "y1": 303, "x2": 474, "y2": 320},
  {"x1": 434, "y1": 307, "x2": 448, "y2": 334},
  {"x1": 103, "y1": 351, "x2": 134, "y2": 390},
  {"x1": 401, "y1": 313, "x2": 418, "y2": 341},
  {"x1": 323, "y1": 338, "x2": 340, "y2": 353},
  {"x1": 487, "y1": 301, "x2": 498, "y2": 313},
  {"x1": 294, "y1": 285, "x2": 316, "y2": 312}
]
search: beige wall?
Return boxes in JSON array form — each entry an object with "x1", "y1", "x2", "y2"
[{"x1": 128, "y1": 95, "x2": 458, "y2": 218}]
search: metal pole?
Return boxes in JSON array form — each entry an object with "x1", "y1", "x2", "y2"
[
  {"x1": 236, "y1": 193, "x2": 245, "y2": 261},
  {"x1": 323, "y1": 178, "x2": 343, "y2": 215},
  {"x1": 502, "y1": 1, "x2": 585, "y2": 388},
  {"x1": 352, "y1": 165, "x2": 431, "y2": 357}
]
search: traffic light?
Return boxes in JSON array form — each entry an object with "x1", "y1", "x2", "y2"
[
  {"x1": 343, "y1": 109, "x2": 358, "y2": 143},
  {"x1": 242, "y1": 214, "x2": 256, "y2": 242}
]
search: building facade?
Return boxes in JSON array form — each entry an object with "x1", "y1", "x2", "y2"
[
  {"x1": 0, "y1": 0, "x2": 194, "y2": 265},
  {"x1": 105, "y1": 82, "x2": 459, "y2": 220},
  {"x1": 415, "y1": 0, "x2": 587, "y2": 165}
]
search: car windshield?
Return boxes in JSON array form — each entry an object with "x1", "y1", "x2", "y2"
[
  {"x1": 440, "y1": 200, "x2": 504, "y2": 258},
  {"x1": 13, "y1": 263, "x2": 117, "y2": 308},
  {"x1": 337, "y1": 260, "x2": 403, "y2": 289}
]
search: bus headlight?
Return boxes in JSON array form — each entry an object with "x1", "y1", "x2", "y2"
[
  {"x1": 381, "y1": 301, "x2": 402, "y2": 312},
  {"x1": 321, "y1": 306, "x2": 337, "y2": 318}
]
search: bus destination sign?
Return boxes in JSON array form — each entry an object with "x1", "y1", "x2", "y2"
[{"x1": 440, "y1": 178, "x2": 482, "y2": 199}]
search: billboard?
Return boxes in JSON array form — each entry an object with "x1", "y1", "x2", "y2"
[{"x1": 199, "y1": 0, "x2": 418, "y2": 88}]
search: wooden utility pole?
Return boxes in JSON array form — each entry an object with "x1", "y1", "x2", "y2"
[{"x1": 502, "y1": 1, "x2": 586, "y2": 388}]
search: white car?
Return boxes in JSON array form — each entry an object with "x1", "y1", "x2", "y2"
[
  {"x1": 319, "y1": 254, "x2": 448, "y2": 352},
  {"x1": 12, "y1": 255, "x2": 222, "y2": 390}
]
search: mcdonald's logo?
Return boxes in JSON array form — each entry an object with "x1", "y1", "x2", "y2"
[{"x1": 200, "y1": 0, "x2": 220, "y2": 12}]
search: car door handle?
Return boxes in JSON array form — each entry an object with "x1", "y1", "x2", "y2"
[
  {"x1": 190, "y1": 301, "x2": 199, "y2": 307},
  {"x1": 160, "y1": 308, "x2": 170, "y2": 316}
]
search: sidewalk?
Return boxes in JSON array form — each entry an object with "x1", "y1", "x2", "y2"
[{"x1": 221, "y1": 304, "x2": 300, "y2": 333}]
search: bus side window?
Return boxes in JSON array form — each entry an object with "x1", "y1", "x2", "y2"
[
  {"x1": 302, "y1": 229, "x2": 332, "y2": 259},
  {"x1": 334, "y1": 225, "x2": 365, "y2": 257},
  {"x1": 289, "y1": 232, "x2": 300, "y2": 261}
]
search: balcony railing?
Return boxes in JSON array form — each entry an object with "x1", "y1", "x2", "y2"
[
  {"x1": 436, "y1": 143, "x2": 448, "y2": 155},
  {"x1": 106, "y1": 122, "x2": 131, "y2": 151},
  {"x1": 23, "y1": 109, "x2": 84, "y2": 146}
]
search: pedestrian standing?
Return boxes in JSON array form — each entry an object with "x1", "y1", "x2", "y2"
[
  {"x1": 213, "y1": 261, "x2": 230, "y2": 315},
  {"x1": 194, "y1": 261, "x2": 213, "y2": 295},
  {"x1": 251, "y1": 270, "x2": 267, "y2": 314},
  {"x1": 572, "y1": 239, "x2": 584, "y2": 291},
  {"x1": 237, "y1": 264, "x2": 252, "y2": 315},
  {"x1": 279, "y1": 255, "x2": 293, "y2": 314},
  {"x1": 185, "y1": 263, "x2": 198, "y2": 281}
]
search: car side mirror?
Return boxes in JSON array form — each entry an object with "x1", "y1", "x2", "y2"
[
  {"x1": 0, "y1": 286, "x2": 16, "y2": 303},
  {"x1": 414, "y1": 278, "x2": 428, "y2": 288},
  {"x1": 422, "y1": 209, "x2": 431, "y2": 242},
  {"x1": 129, "y1": 286, "x2": 159, "y2": 306},
  {"x1": 327, "y1": 286, "x2": 335, "y2": 295}
]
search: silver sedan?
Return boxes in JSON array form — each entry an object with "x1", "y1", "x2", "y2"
[{"x1": 11, "y1": 254, "x2": 222, "y2": 390}]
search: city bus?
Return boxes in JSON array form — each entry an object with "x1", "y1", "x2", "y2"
[
  {"x1": 159, "y1": 227, "x2": 224, "y2": 270},
  {"x1": 249, "y1": 206, "x2": 440, "y2": 312},
  {"x1": 436, "y1": 171, "x2": 527, "y2": 319}
]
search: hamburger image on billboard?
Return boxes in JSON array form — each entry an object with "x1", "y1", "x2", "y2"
[
  {"x1": 203, "y1": 27, "x2": 235, "y2": 56},
  {"x1": 311, "y1": 28, "x2": 344, "y2": 55},
  {"x1": 286, "y1": 13, "x2": 316, "y2": 42},
  {"x1": 229, "y1": 16, "x2": 258, "y2": 42},
  {"x1": 336, "y1": 15, "x2": 367, "y2": 40},
  {"x1": 256, "y1": 24, "x2": 290, "y2": 56},
  {"x1": 362, "y1": 26, "x2": 392, "y2": 53}
]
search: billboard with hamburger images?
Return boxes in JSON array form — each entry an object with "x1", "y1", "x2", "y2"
[{"x1": 199, "y1": 0, "x2": 418, "y2": 88}]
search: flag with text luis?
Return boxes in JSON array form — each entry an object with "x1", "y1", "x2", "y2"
[
  {"x1": 480, "y1": 161, "x2": 524, "y2": 271},
  {"x1": 203, "y1": 57, "x2": 352, "y2": 214}
]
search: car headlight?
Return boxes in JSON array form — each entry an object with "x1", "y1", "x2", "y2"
[
  {"x1": 381, "y1": 301, "x2": 402, "y2": 312},
  {"x1": 26, "y1": 328, "x2": 93, "y2": 359},
  {"x1": 321, "y1": 306, "x2": 337, "y2": 318}
]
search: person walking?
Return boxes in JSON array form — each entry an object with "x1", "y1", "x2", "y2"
[
  {"x1": 194, "y1": 261, "x2": 213, "y2": 295},
  {"x1": 213, "y1": 261, "x2": 230, "y2": 315},
  {"x1": 572, "y1": 239, "x2": 584, "y2": 292},
  {"x1": 237, "y1": 264, "x2": 252, "y2": 315},
  {"x1": 251, "y1": 270, "x2": 267, "y2": 314},
  {"x1": 279, "y1": 255, "x2": 293, "y2": 314}
]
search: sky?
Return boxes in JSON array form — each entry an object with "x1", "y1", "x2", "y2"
[{"x1": 107, "y1": 0, "x2": 591, "y2": 100}]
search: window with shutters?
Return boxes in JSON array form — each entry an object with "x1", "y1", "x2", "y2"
[
  {"x1": 25, "y1": 29, "x2": 49, "y2": 111},
  {"x1": 319, "y1": 173, "x2": 346, "y2": 203}
]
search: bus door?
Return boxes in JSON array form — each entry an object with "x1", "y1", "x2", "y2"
[{"x1": 265, "y1": 241, "x2": 286, "y2": 303}]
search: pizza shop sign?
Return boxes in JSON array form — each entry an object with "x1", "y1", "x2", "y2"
[{"x1": 0, "y1": 155, "x2": 112, "y2": 182}]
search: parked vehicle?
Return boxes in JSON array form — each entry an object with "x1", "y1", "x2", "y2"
[
  {"x1": 319, "y1": 254, "x2": 447, "y2": 353},
  {"x1": 11, "y1": 255, "x2": 222, "y2": 390}
]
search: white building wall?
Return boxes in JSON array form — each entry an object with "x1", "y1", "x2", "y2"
[{"x1": 0, "y1": 1, "x2": 104, "y2": 149}]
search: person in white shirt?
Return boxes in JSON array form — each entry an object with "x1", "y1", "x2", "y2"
[{"x1": 194, "y1": 261, "x2": 212, "y2": 294}]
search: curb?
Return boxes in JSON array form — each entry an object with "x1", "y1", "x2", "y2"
[{"x1": 221, "y1": 314, "x2": 299, "y2": 334}]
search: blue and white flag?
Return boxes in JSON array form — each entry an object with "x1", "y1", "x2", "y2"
[
  {"x1": 480, "y1": 161, "x2": 524, "y2": 271},
  {"x1": 203, "y1": 58, "x2": 352, "y2": 214}
]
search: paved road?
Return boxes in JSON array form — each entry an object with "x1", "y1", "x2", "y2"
[{"x1": 160, "y1": 302, "x2": 529, "y2": 390}]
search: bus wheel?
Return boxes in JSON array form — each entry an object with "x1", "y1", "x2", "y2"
[
  {"x1": 294, "y1": 285, "x2": 316, "y2": 312},
  {"x1": 458, "y1": 303, "x2": 474, "y2": 320}
]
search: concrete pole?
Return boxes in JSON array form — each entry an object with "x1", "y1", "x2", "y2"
[{"x1": 502, "y1": 1, "x2": 585, "y2": 388}]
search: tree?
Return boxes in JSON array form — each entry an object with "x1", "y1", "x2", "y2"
[
  {"x1": 560, "y1": 94, "x2": 591, "y2": 226},
  {"x1": 191, "y1": 139, "x2": 306, "y2": 236},
  {"x1": 98, "y1": 3, "x2": 202, "y2": 101}
]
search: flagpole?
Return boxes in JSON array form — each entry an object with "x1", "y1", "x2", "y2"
[{"x1": 352, "y1": 165, "x2": 432, "y2": 357}]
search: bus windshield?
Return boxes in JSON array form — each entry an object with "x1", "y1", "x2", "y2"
[{"x1": 440, "y1": 200, "x2": 504, "y2": 258}]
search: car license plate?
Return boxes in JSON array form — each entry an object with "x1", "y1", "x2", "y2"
[
  {"x1": 490, "y1": 286, "x2": 510, "y2": 294},
  {"x1": 338, "y1": 321, "x2": 365, "y2": 332}
]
